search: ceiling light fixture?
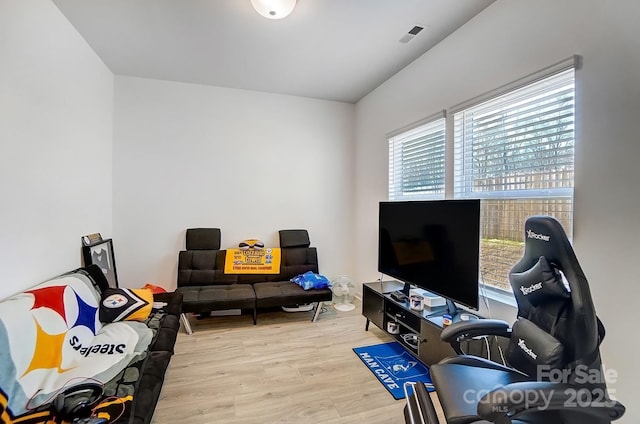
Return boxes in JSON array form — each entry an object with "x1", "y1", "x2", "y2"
[{"x1": 250, "y1": 0, "x2": 297, "y2": 20}]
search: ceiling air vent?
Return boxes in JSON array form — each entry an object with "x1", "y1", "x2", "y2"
[{"x1": 399, "y1": 25, "x2": 424, "y2": 44}]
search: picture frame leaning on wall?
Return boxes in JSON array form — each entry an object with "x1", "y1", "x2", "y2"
[{"x1": 82, "y1": 238, "x2": 119, "y2": 288}]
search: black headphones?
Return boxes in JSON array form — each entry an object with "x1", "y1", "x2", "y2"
[{"x1": 52, "y1": 382, "x2": 104, "y2": 423}]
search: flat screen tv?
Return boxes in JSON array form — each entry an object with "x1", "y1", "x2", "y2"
[{"x1": 378, "y1": 199, "x2": 480, "y2": 311}]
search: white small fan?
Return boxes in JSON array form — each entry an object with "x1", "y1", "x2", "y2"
[{"x1": 332, "y1": 275, "x2": 356, "y2": 312}]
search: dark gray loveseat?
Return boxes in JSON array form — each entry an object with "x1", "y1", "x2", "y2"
[{"x1": 176, "y1": 229, "x2": 332, "y2": 334}]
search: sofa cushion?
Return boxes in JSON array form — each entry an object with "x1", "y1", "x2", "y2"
[
  {"x1": 145, "y1": 310, "x2": 179, "y2": 353},
  {"x1": 238, "y1": 274, "x2": 269, "y2": 284},
  {"x1": 152, "y1": 291, "x2": 184, "y2": 316},
  {"x1": 95, "y1": 350, "x2": 172, "y2": 424},
  {"x1": 177, "y1": 285, "x2": 256, "y2": 313},
  {"x1": 268, "y1": 247, "x2": 319, "y2": 281},
  {"x1": 186, "y1": 228, "x2": 221, "y2": 250},
  {"x1": 254, "y1": 281, "x2": 332, "y2": 308},
  {"x1": 100, "y1": 288, "x2": 154, "y2": 323},
  {"x1": 146, "y1": 292, "x2": 182, "y2": 353},
  {"x1": 129, "y1": 351, "x2": 172, "y2": 424},
  {"x1": 279, "y1": 229, "x2": 311, "y2": 248},
  {"x1": 178, "y1": 250, "x2": 237, "y2": 286}
]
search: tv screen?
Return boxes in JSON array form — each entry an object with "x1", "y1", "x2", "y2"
[{"x1": 378, "y1": 200, "x2": 480, "y2": 310}]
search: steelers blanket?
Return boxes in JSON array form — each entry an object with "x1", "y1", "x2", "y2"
[
  {"x1": 224, "y1": 248, "x2": 281, "y2": 274},
  {"x1": 0, "y1": 272, "x2": 152, "y2": 418}
]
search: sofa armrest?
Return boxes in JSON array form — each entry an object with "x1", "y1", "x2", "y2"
[{"x1": 153, "y1": 292, "x2": 183, "y2": 316}]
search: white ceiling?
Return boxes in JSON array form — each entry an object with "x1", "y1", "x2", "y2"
[{"x1": 52, "y1": 0, "x2": 495, "y2": 103}]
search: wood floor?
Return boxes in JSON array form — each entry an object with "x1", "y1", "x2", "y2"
[{"x1": 153, "y1": 299, "x2": 413, "y2": 423}]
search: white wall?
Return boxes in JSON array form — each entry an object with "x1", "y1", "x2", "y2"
[
  {"x1": 355, "y1": 0, "x2": 639, "y2": 418},
  {"x1": 112, "y1": 76, "x2": 355, "y2": 289},
  {"x1": 0, "y1": 0, "x2": 114, "y2": 299}
]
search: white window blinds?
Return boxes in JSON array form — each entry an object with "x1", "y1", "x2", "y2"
[
  {"x1": 453, "y1": 68, "x2": 575, "y2": 291},
  {"x1": 453, "y1": 69, "x2": 575, "y2": 200},
  {"x1": 388, "y1": 117, "x2": 446, "y2": 200}
]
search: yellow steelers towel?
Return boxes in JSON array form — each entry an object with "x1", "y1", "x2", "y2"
[{"x1": 224, "y1": 248, "x2": 281, "y2": 274}]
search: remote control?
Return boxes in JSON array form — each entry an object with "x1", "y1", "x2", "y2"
[{"x1": 390, "y1": 291, "x2": 408, "y2": 302}]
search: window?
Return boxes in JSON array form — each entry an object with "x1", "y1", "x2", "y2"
[
  {"x1": 386, "y1": 60, "x2": 577, "y2": 295},
  {"x1": 388, "y1": 116, "x2": 446, "y2": 200},
  {"x1": 453, "y1": 69, "x2": 575, "y2": 292}
]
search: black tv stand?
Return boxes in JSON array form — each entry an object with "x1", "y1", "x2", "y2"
[{"x1": 362, "y1": 280, "x2": 457, "y2": 365}]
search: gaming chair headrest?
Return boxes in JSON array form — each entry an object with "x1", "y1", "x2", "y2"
[{"x1": 517, "y1": 216, "x2": 582, "y2": 276}]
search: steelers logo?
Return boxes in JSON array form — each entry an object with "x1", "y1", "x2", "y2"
[
  {"x1": 103, "y1": 294, "x2": 128, "y2": 309},
  {"x1": 239, "y1": 239, "x2": 265, "y2": 250}
]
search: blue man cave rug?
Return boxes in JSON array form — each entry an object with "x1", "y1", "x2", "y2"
[{"x1": 353, "y1": 341, "x2": 434, "y2": 400}]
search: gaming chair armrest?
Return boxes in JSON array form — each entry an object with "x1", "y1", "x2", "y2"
[
  {"x1": 440, "y1": 319, "x2": 511, "y2": 354},
  {"x1": 477, "y1": 381, "x2": 625, "y2": 424}
]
